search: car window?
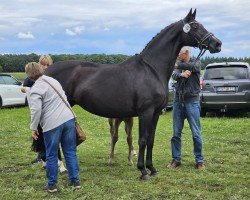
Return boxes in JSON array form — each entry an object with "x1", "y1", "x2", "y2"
[
  {"x1": 204, "y1": 66, "x2": 248, "y2": 80},
  {"x1": 0, "y1": 76, "x2": 5, "y2": 84},
  {"x1": 1, "y1": 76, "x2": 19, "y2": 85}
]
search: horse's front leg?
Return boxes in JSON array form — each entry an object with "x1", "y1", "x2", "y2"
[
  {"x1": 137, "y1": 111, "x2": 153, "y2": 180},
  {"x1": 146, "y1": 113, "x2": 160, "y2": 176}
]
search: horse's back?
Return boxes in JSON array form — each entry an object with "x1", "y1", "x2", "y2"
[
  {"x1": 45, "y1": 57, "x2": 166, "y2": 118},
  {"x1": 45, "y1": 60, "x2": 137, "y2": 117},
  {"x1": 47, "y1": 60, "x2": 101, "y2": 73}
]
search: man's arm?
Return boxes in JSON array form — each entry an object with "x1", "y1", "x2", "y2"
[
  {"x1": 176, "y1": 60, "x2": 201, "y2": 72},
  {"x1": 172, "y1": 69, "x2": 191, "y2": 80},
  {"x1": 172, "y1": 69, "x2": 182, "y2": 81}
]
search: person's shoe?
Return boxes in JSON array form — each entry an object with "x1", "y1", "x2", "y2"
[
  {"x1": 42, "y1": 184, "x2": 57, "y2": 193},
  {"x1": 31, "y1": 158, "x2": 42, "y2": 164},
  {"x1": 167, "y1": 160, "x2": 181, "y2": 168},
  {"x1": 58, "y1": 161, "x2": 68, "y2": 174},
  {"x1": 42, "y1": 161, "x2": 46, "y2": 169},
  {"x1": 196, "y1": 162, "x2": 205, "y2": 169},
  {"x1": 68, "y1": 181, "x2": 81, "y2": 189}
]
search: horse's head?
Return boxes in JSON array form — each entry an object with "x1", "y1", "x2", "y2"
[{"x1": 181, "y1": 9, "x2": 222, "y2": 53}]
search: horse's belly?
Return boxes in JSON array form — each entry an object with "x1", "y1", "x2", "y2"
[
  {"x1": 83, "y1": 105, "x2": 136, "y2": 118},
  {"x1": 78, "y1": 96, "x2": 136, "y2": 118}
]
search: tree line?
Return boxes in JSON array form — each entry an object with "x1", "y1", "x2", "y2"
[
  {"x1": 0, "y1": 53, "x2": 249, "y2": 72},
  {"x1": 0, "y1": 54, "x2": 129, "y2": 72}
]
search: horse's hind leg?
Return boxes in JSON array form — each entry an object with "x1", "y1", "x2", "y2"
[
  {"x1": 124, "y1": 117, "x2": 136, "y2": 166},
  {"x1": 108, "y1": 118, "x2": 121, "y2": 166}
]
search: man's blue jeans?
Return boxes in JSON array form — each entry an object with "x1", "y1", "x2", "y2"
[
  {"x1": 171, "y1": 101, "x2": 204, "y2": 163},
  {"x1": 43, "y1": 119, "x2": 79, "y2": 186}
]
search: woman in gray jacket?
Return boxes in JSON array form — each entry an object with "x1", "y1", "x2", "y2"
[{"x1": 25, "y1": 62, "x2": 80, "y2": 192}]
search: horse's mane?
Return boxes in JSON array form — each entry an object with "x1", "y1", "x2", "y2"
[{"x1": 140, "y1": 21, "x2": 179, "y2": 54}]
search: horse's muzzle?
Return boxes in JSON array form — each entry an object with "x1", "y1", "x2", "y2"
[{"x1": 209, "y1": 35, "x2": 222, "y2": 53}]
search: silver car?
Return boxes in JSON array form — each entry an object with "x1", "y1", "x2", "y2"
[
  {"x1": 0, "y1": 74, "x2": 27, "y2": 108},
  {"x1": 200, "y1": 62, "x2": 250, "y2": 116},
  {"x1": 167, "y1": 77, "x2": 175, "y2": 109}
]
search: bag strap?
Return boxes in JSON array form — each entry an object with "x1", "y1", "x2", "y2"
[{"x1": 41, "y1": 78, "x2": 78, "y2": 122}]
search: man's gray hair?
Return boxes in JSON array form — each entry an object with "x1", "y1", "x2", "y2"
[{"x1": 180, "y1": 46, "x2": 191, "y2": 54}]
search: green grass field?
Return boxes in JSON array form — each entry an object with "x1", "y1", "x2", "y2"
[
  {"x1": 4, "y1": 72, "x2": 27, "y2": 83},
  {"x1": 0, "y1": 106, "x2": 249, "y2": 199}
]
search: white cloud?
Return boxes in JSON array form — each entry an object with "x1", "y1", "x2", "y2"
[
  {"x1": 0, "y1": 0, "x2": 249, "y2": 57},
  {"x1": 65, "y1": 29, "x2": 76, "y2": 36},
  {"x1": 0, "y1": 37, "x2": 6, "y2": 41},
  {"x1": 226, "y1": 41, "x2": 250, "y2": 51},
  {"x1": 65, "y1": 26, "x2": 85, "y2": 36},
  {"x1": 74, "y1": 26, "x2": 85, "y2": 34},
  {"x1": 17, "y1": 32, "x2": 34, "y2": 39},
  {"x1": 104, "y1": 27, "x2": 110, "y2": 31}
]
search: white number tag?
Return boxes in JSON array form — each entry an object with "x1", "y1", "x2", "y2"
[{"x1": 183, "y1": 24, "x2": 191, "y2": 33}]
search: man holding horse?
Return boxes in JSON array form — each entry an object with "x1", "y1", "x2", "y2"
[{"x1": 167, "y1": 46, "x2": 204, "y2": 169}]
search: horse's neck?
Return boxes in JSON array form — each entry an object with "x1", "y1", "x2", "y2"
[{"x1": 141, "y1": 21, "x2": 183, "y2": 80}]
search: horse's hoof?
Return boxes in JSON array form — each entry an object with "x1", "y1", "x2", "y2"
[
  {"x1": 150, "y1": 170, "x2": 158, "y2": 176},
  {"x1": 140, "y1": 174, "x2": 151, "y2": 181},
  {"x1": 108, "y1": 160, "x2": 114, "y2": 166}
]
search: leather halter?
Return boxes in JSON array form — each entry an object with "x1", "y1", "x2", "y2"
[{"x1": 182, "y1": 20, "x2": 213, "y2": 60}]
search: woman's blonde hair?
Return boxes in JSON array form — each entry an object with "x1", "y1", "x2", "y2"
[
  {"x1": 39, "y1": 55, "x2": 53, "y2": 66},
  {"x1": 25, "y1": 62, "x2": 43, "y2": 80}
]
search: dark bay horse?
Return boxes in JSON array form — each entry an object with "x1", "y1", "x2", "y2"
[{"x1": 46, "y1": 9, "x2": 222, "y2": 180}]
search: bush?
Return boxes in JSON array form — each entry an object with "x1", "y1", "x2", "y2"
[{"x1": 0, "y1": 65, "x2": 3, "y2": 72}]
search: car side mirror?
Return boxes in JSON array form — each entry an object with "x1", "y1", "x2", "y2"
[{"x1": 15, "y1": 81, "x2": 22, "y2": 86}]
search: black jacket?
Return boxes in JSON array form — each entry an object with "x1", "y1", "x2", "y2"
[
  {"x1": 23, "y1": 77, "x2": 34, "y2": 87},
  {"x1": 172, "y1": 58, "x2": 201, "y2": 102}
]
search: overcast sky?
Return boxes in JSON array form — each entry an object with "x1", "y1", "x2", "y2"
[{"x1": 0, "y1": 0, "x2": 249, "y2": 58}]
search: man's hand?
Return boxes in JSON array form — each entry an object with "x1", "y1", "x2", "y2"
[
  {"x1": 32, "y1": 130, "x2": 39, "y2": 140},
  {"x1": 181, "y1": 70, "x2": 191, "y2": 78}
]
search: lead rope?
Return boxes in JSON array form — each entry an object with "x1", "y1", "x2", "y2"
[{"x1": 195, "y1": 48, "x2": 206, "y2": 62}]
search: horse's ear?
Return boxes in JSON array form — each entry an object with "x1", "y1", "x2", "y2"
[
  {"x1": 184, "y1": 8, "x2": 193, "y2": 22},
  {"x1": 191, "y1": 9, "x2": 197, "y2": 20}
]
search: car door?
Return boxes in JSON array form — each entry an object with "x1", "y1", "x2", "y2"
[
  {"x1": 0, "y1": 76, "x2": 10, "y2": 106},
  {"x1": 1, "y1": 75, "x2": 26, "y2": 106}
]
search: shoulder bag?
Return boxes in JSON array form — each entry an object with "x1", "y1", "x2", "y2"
[{"x1": 42, "y1": 78, "x2": 86, "y2": 145}]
